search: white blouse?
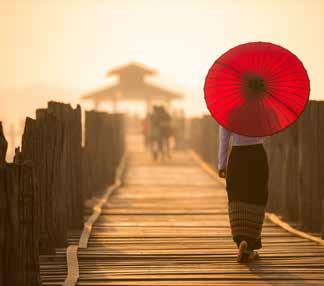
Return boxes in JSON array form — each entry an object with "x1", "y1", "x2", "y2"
[{"x1": 218, "y1": 125, "x2": 264, "y2": 170}]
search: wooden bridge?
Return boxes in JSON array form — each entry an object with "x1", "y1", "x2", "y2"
[
  {"x1": 40, "y1": 143, "x2": 324, "y2": 285},
  {"x1": 1, "y1": 101, "x2": 324, "y2": 285}
]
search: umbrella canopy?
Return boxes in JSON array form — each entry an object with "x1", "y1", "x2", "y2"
[{"x1": 204, "y1": 42, "x2": 310, "y2": 137}]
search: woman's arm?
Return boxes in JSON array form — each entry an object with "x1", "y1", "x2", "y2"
[{"x1": 218, "y1": 125, "x2": 231, "y2": 173}]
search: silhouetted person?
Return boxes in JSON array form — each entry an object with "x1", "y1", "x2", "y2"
[
  {"x1": 157, "y1": 106, "x2": 172, "y2": 160},
  {"x1": 148, "y1": 106, "x2": 172, "y2": 161},
  {"x1": 148, "y1": 106, "x2": 161, "y2": 161}
]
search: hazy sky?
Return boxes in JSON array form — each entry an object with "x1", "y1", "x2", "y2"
[{"x1": 1, "y1": 0, "x2": 324, "y2": 125}]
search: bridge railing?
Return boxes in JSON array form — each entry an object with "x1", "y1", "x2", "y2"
[
  {"x1": 0, "y1": 102, "x2": 124, "y2": 286},
  {"x1": 189, "y1": 100, "x2": 324, "y2": 239}
]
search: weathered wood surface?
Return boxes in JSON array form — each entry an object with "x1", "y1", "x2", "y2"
[
  {"x1": 22, "y1": 112, "x2": 67, "y2": 254},
  {"x1": 40, "y1": 147, "x2": 324, "y2": 285},
  {"x1": 265, "y1": 100, "x2": 324, "y2": 235},
  {"x1": 190, "y1": 100, "x2": 324, "y2": 237},
  {"x1": 0, "y1": 122, "x2": 41, "y2": 286},
  {"x1": 83, "y1": 112, "x2": 125, "y2": 199},
  {"x1": 48, "y1": 102, "x2": 83, "y2": 230},
  {"x1": 0, "y1": 122, "x2": 7, "y2": 163},
  {"x1": 1, "y1": 107, "x2": 125, "y2": 284}
]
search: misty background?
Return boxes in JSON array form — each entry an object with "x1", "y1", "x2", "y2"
[{"x1": 1, "y1": 0, "x2": 323, "y2": 148}]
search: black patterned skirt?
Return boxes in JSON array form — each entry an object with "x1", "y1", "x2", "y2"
[{"x1": 226, "y1": 144, "x2": 269, "y2": 251}]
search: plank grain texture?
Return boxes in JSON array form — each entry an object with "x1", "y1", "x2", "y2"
[
  {"x1": 0, "y1": 123, "x2": 41, "y2": 286},
  {"x1": 40, "y1": 145, "x2": 324, "y2": 286}
]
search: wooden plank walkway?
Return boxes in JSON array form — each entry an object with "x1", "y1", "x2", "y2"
[{"x1": 41, "y1": 150, "x2": 324, "y2": 285}]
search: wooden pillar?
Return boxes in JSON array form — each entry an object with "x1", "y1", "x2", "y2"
[
  {"x1": 0, "y1": 122, "x2": 7, "y2": 163},
  {"x1": 0, "y1": 123, "x2": 41, "y2": 286},
  {"x1": 47, "y1": 102, "x2": 83, "y2": 230},
  {"x1": 318, "y1": 101, "x2": 324, "y2": 238}
]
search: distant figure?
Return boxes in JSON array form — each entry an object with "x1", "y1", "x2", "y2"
[
  {"x1": 148, "y1": 106, "x2": 172, "y2": 161},
  {"x1": 218, "y1": 125, "x2": 268, "y2": 263},
  {"x1": 148, "y1": 106, "x2": 161, "y2": 160},
  {"x1": 157, "y1": 106, "x2": 172, "y2": 160}
]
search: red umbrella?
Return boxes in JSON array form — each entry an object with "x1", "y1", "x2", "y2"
[{"x1": 204, "y1": 42, "x2": 310, "y2": 137}]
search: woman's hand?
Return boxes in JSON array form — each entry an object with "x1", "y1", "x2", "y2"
[{"x1": 218, "y1": 168, "x2": 226, "y2": 178}]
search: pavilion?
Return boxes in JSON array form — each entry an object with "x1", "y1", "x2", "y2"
[{"x1": 81, "y1": 62, "x2": 183, "y2": 113}]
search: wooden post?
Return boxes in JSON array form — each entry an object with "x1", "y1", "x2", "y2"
[
  {"x1": 22, "y1": 116, "x2": 57, "y2": 253},
  {"x1": 318, "y1": 101, "x2": 324, "y2": 238},
  {"x1": 298, "y1": 101, "x2": 321, "y2": 231},
  {"x1": 83, "y1": 111, "x2": 125, "y2": 199},
  {"x1": 0, "y1": 127, "x2": 41, "y2": 286},
  {"x1": 0, "y1": 122, "x2": 7, "y2": 163},
  {"x1": 285, "y1": 121, "x2": 300, "y2": 221},
  {"x1": 48, "y1": 102, "x2": 83, "y2": 230}
]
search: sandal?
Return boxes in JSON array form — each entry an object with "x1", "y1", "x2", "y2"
[
  {"x1": 248, "y1": 250, "x2": 260, "y2": 261},
  {"x1": 237, "y1": 240, "x2": 251, "y2": 263}
]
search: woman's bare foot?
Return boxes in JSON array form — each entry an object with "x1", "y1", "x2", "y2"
[{"x1": 237, "y1": 240, "x2": 250, "y2": 263}]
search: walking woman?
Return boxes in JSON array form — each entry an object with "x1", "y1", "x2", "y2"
[{"x1": 218, "y1": 125, "x2": 269, "y2": 263}]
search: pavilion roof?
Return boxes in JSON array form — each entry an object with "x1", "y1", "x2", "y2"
[
  {"x1": 82, "y1": 62, "x2": 183, "y2": 103},
  {"x1": 82, "y1": 81, "x2": 183, "y2": 102},
  {"x1": 107, "y1": 62, "x2": 156, "y2": 77}
]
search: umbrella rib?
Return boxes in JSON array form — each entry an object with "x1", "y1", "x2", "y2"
[
  {"x1": 205, "y1": 82, "x2": 240, "y2": 89},
  {"x1": 259, "y1": 44, "x2": 272, "y2": 75},
  {"x1": 267, "y1": 78, "x2": 309, "y2": 84},
  {"x1": 267, "y1": 86, "x2": 307, "y2": 100},
  {"x1": 265, "y1": 96, "x2": 292, "y2": 126},
  {"x1": 215, "y1": 98, "x2": 245, "y2": 123},
  {"x1": 205, "y1": 84, "x2": 241, "y2": 94},
  {"x1": 266, "y1": 92, "x2": 306, "y2": 112},
  {"x1": 206, "y1": 74, "x2": 240, "y2": 82},
  {"x1": 208, "y1": 67, "x2": 240, "y2": 79},
  {"x1": 259, "y1": 99, "x2": 273, "y2": 135},
  {"x1": 268, "y1": 96, "x2": 305, "y2": 109},
  {"x1": 210, "y1": 64, "x2": 241, "y2": 79},
  {"x1": 268, "y1": 70, "x2": 306, "y2": 83},
  {"x1": 256, "y1": 48, "x2": 285, "y2": 78},
  {"x1": 215, "y1": 60, "x2": 241, "y2": 75},
  {"x1": 268, "y1": 84, "x2": 309, "y2": 91},
  {"x1": 204, "y1": 85, "x2": 241, "y2": 97},
  {"x1": 272, "y1": 64, "x2": 303, "y2": 81},
  {"x1": 256, "y1": 99, "x2": 268, "y2": 135},
  {"x1": 222, "y1": 98, "x2": 251, "y2": 130},
  {"x1": 205, "y1": 88, "x2": 241, "y2": 107},
  {"x1": 267, "y1": 52, "x2": 305, "y2": 85},
  {"x1": 264, "y1": 90, "x2": 299, "y2": 118},
  {"x1": 264, "y1": 51, "x2": 290, "y2": 78},
  {"x1": 254, "y1": 43, "x2": 264, "y2": 75},
  {"x1": 261, "y1": 96, "x2": 276, "y2": 134},
  {"x1": 207, "y1": 92, "x2": 244, "y2": 115}
]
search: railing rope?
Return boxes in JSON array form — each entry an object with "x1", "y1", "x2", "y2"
[{"x1": 63, "y1": 153, "x2": 127, "y2": 286}]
